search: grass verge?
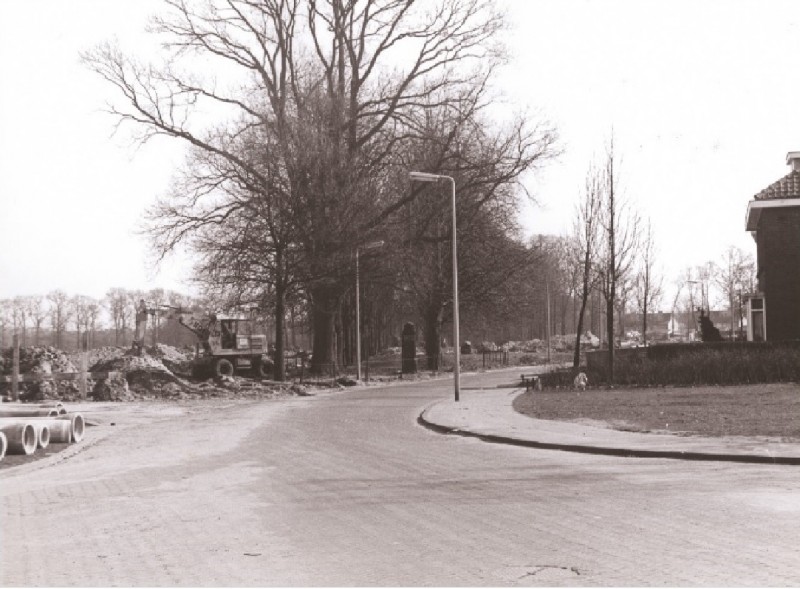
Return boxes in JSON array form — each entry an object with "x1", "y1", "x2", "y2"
[{"x1": 512, "y1": 383, "x2": 800, "y2": 440}]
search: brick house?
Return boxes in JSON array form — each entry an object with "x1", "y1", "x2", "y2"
[{"x1": 744, "y1": 151, "x2": 800, "y2": 341}]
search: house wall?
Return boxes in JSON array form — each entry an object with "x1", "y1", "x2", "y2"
[{"x1": 756, "y1": 206, "x2": 800, "y2": 340}]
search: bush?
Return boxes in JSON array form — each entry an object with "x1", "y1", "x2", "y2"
[{"x1": 539, "y1": 369, "x2": 579, "y2": 388}]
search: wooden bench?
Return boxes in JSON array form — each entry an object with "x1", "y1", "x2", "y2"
[{"x1": 520, "y1": 373, "x2": 541, "y2": 391}]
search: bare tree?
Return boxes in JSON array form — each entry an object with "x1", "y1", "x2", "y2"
[
  {"x1": 104, "y1": 288, "x2": 131, "y2": 345},
  {"x1": 10, "y1": 297, "x2": 28, "y2": 346},
  {"x1": 86, "y1": 299, "x2": 102, "y2": 348},
  {"x1": 714, "y1": 246, "x2": 755, "y2": 339},
  {"x1": 47, "y1": 290, "x2": 72, "y2": 349},
  {"x1": 70, "y1": 295, "x2": 95, "y2": 349},
  {"x1": 24, "y1": 296, "x2": 47, "y2": 346},
  {"x1": 615, "y1": 274, "x2": 635, "y2": 340},
  {"x1": 571, "y1": 165, "x2": 603, "y2": 369},
  {"x1": 694, "y1": 261, "x2": 716, "y2": 311},
  {"x1": 596, "y1": 137, "x2": 640, "y2": 383},
  {"x1": 634, "y1": 220, "x2": 663, "y2": 346},
  {"x1": 0, "y1": 299, "x2": 11, "y2": 348}
]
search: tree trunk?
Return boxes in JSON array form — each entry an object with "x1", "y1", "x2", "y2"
[
  {"x1": 309, "y1": 286, "x2": 340, "y2": 375},
  {"x1": 606, "y1": 294, "x2": 615, "y2": 384},
  {"x1": 729, "y1": 293, "x2": 735, "y2": 340},
  {"x1": 573, "y1": 287, "x2": 590, "y2": 369},
  {"x1": 642, "y1": 267, "x2": 650, "y2": 347},
  {"x1": 273, "y1": 285, "x2": 286, "y2": 381}
]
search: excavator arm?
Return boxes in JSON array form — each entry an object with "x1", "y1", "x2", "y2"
[{"x1": 175, "y1": 311, "x2": 218, "y2": 353}]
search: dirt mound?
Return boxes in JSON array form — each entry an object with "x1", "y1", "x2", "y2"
[
  {"x1": 91, "y1": 353, "x2": 190, "y2": 400},
  {"x1": 147, "y1": 344, "x2": 194, "y2": 375},
  {"x1": 66, "y1": 346, "x2": 127, "y2": 371},
  {"x1": 0, "y1": 346, "x2": 81, "y2": 401},
  {"x1": 1, "y1": 345, "x2": 77, "y2": 375},
  {"x1": 3, "y1": 344, "x2": 319, "y2": 403}
]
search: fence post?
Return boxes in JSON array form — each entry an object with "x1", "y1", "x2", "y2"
[
  {"x1": 11, "y1": 333, "x2": 20, "y2": 401},
  {"x1": 79, "y1": 332, "x2": 89, "y2": 399}
]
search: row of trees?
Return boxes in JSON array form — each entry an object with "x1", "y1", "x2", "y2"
[
  {"x1": 83, "y1": 0, "x2": 559, "y2": 379},
  {"x1": 0, "y1": 288, "x2": 196, "y2": 351},
  {"x1": 559, "y1": 139, "x2": 758, "y2": 376}
]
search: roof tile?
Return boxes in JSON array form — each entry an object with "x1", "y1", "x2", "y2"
[{"x1": 754, "y1": 169, "x2": 800, "y2": 200}]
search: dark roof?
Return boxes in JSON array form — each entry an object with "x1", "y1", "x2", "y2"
[{"x1": 753, "y1": 169, "x2": 800, "y2": 201}]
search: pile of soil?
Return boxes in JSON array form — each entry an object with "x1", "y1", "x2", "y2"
[
  {"x1": 91, "y1": 353, "x2": 188, "y2": 401},
  {"x1": 0, "y1": 346, "x2": 81, "y2": 401},
  {"x1": 146, "y1": 344, "x2": 195, "y2": 376},
  {"x1": 3, "y1": 344, "x2": 316, "y2": 403}
]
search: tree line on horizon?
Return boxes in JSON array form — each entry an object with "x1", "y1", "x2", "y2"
[{"x1": 0, "y1": 234, "x2": 755, "y2": 361}]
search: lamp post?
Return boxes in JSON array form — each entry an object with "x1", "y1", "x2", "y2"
[
  {"x1": 355, "y1": 240, "x2": 384, "y2": 381},
  {"x1": 409, "y1": 171, "x2": 460, "y2": 402}
]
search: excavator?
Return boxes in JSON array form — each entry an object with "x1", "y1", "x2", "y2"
[{"x1": 168, "y1": 308, "x2": 274, "y2": 379}]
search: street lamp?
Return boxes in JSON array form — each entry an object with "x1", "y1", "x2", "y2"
[
  {"x1": 356, "y1": 240, "x2": 384, "y2": 381},
  {"x1": 409, "y1": 171, "x2": 460, "y2": 402}
]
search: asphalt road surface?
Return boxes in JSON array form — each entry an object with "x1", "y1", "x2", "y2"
[{"x1": 2, "y1": 368, "x2": 799, "y2": 586}]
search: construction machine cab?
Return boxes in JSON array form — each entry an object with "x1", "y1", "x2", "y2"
[{"x1": 220, "y1": 318, "x2": 237, "y2": 349}]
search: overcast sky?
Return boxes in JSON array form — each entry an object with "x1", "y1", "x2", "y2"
[{"x1": 1, "y1": 0, "x2": 798, "y2": 306}]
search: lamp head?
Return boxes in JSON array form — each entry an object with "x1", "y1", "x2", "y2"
[{"x1": 409, "y1": 171, "x2": 443, "y2": 183}]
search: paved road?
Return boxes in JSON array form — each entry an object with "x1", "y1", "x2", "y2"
[{"x1": 2, "y1": 369, "x2": 799, "y2": 586}]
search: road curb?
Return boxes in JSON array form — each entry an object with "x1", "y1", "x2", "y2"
[{"x1": 417, "y1": 405, "x2": 800, "y2": 465}]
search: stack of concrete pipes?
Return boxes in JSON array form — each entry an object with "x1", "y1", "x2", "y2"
[{"x1": 0, "y1": 402, "x2": 85, "y2": 461}]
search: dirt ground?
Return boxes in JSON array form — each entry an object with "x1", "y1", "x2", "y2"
[{"x1": 513, "y1": 382, "x2": 800, "y2": 440}]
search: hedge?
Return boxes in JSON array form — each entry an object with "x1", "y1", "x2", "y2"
[{"x1": 555, "y1": 341, "x2": 800, "y2": 387}]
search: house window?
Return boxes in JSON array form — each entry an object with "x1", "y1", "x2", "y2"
[{"x1": 748, "y1": 297, "x2": 766, "y2": 342}]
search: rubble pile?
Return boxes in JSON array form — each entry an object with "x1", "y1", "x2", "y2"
[
  {"x1": 90, "y1": 354, "x2": 188, "y2": 401},
  {"x1": 2, "y1": 343, "x2": 318, "y2": 403},
  {"x1": 147, "y1": 344, "x2": 195, "y2": 375},
  {"x1": 3, "y1": 346, "x2": 78, "y2": 375},
  {"x1": 0, "y1": 347, "x2": 81, "y2": 401},
  {"x1": 66, "y1": 346, "x2": 126, "y2": 371}
]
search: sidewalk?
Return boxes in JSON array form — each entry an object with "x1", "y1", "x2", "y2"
[{"x1": 420, "y1": 388, "x2": 800, "y2": 465}]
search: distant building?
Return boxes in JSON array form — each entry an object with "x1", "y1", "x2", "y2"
[{"x1": 744, "y1": 151, "x2": 800, "y2": 341}]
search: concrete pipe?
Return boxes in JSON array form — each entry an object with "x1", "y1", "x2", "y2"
[
  {"x1": 36, "y1": 420, "x2": 72, "y2": 444},
  {"x1": 32, "y1": 423, "x2": 50, "y2": 450},
  {"x1": 0, "y1": 422, "x2": 37, "y2": 455},
  {"x1": 56, "y1": 413, "x2": 85, "y2": 443},
  {"x1": 17, "y1": 418, "x2": 73, "y2": 444},
  {"x1": 0, "y1": 431, "x2": 6, "y2": 461},
  {"x1": 0, "y1": 408, "x2": 60, "y2": 418},
  {"x1": 35, "y1": 402, "x2": 65, "y2": 410},
  {"x1": 0, "y1": 418, "x2": 73, "y2": 444}
]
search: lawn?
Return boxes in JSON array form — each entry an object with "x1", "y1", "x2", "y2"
[{"x1": 512, "y1": 383, "x2": 800, "y2": 440}]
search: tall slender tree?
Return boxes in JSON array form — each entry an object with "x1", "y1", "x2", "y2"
[
  {"x1": 714, "y1": 246, "x2": 755, "y2": 338},
  {"x1": 596, "y1": 138, "x2": 640, "y2": 383},
  {"x1": 571, "y1": 165, "x2": 603, "y2": 369},
  {"x1": 634, "y1": 219, "x2": 662, "y2": 346}
]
